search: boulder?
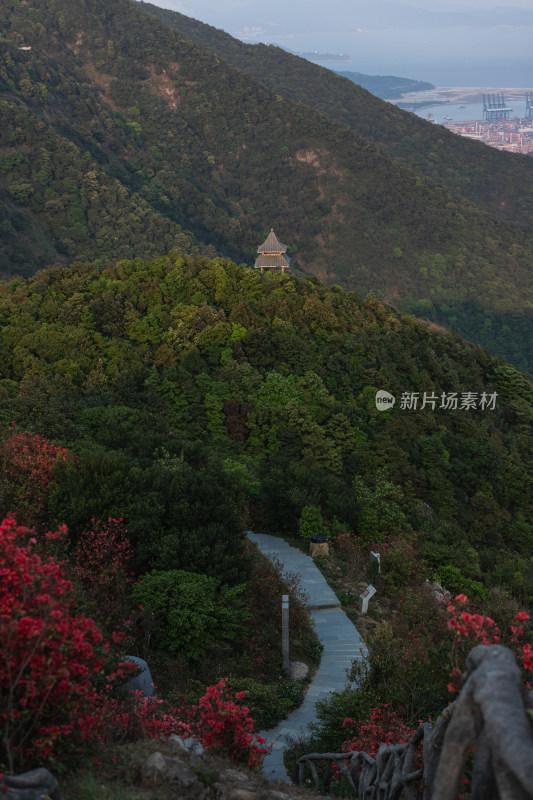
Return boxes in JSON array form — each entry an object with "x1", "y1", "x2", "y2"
[
  {"x1": 141, "y1": 751, "x2": 202, "y2": 795},
  {"x1": 169, "y1": 734, "x2": 205, "y2": 758},
  {"x1": 1, "y1": 768, "x2": 60, "y2": 800},
  {"x1": 225, "y1": 790, "x2": 256, "y2": 800},
  {"x1": 426, "y1": 580, "x2": 451, "y2": 604},
  {"x1": 269, "y1": 792, "x2": 296, "y2": 800},
  {"x1": 219, "y1": 768, "x2": 249, "y2": 784},
  {"x1": 289, "y1": 661, "x2": 309, "y2": 680},
  {"x1": 123, "y1": 655, "x2": 156, "y2": 698}
]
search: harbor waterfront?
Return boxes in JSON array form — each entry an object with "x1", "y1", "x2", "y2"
[
  {"x1": 440, "y1": 118, "x2": 533, "y2": 155},
  {"x1": 393, "y1": 87, "x2": 533, "y2": 154}
]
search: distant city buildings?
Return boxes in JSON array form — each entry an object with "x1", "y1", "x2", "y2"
[{"x1": 441, "y1": 118, "x2": 533, "y2": 155}]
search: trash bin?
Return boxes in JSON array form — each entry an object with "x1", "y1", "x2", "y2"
[{"x1": 310, "y1": 534, "x2": 329, "y2": 558}]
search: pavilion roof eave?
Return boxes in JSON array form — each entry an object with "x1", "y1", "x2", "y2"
[
  {"x1": 254, "y1": 253, "x2": 291, "y2": 269},
  {"x1": 257, "y1": 228, "x2": 288, "y2": 254}
]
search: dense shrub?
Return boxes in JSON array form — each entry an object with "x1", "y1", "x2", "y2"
[
  {"x1": 195, "y1": 679, "x2": 268, "y2": 767},
  {"x1": 341, "y1": 704, "x2": 414, "y2": 758},
  {"x1": 126, "y1": 452, "x2": 251, "y2": 585},
  {"x1": 131, "y1": 569, "x2": 247, "y2": 662},
  {"x1": 298, "y1": 505, "x2": 327, "y2": 540},
  {"x1": 47, "y1": 440, "x2": 250, "y2": 586},
  {"x1": 98, "y1": 680, "x2": 269, "y2": 767},
  {"x1": 0, "y1": 424, "x2": 73, "y2": 528},
  {"x1": 437, "y1": 565, "x2": 489, "y2": 604},
  {"x1": 380, "y1": 535, "x2": 424, "y2": 593},
  {"x1": 352, "y1": 474, "x2": 405, "y2": 542},
  {"x1": 349, "y1": 605, "x2": 450, "y2": 725},
  {"x1": 72, "y1": 517, "x2": 135, "y2": 634},
  {"x1": 226, "y1": 677, "x2": 304, "y2": 730}
]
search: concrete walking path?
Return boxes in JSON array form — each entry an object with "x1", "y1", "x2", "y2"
[{"x1": 247, "y1": 532, "x2": 368, "y2": 783}]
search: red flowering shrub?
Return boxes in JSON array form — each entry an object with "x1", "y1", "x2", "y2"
[
  {"x1": 72, "y1": 518, "x2": 134, "y2": 633},
  {"x1": 98, "y1": 682, "x2": 268, "y2": 768},
  {"x1": 332, "y1": 705, "x2": 416, "y2": 786},
  {"x1": 447, "y1": 594, "x2": 533, "y2": 692},
  {"x1": 341, "y1": 705, "x2": 415, "y2": 758},
  {"x1": 0, "y1": 515, "x2": 268, "y2": 772},
  {"x1": 447, "y1": 593, "x2": 500, "y2": 646},
  {"x1": 332, "y1": 530, "x2": 363, "y2": 562},
  {"x1": 510, "y1": 611, "x2": 533, "y2": 674},
  {"x1": 97, "y1": 692, "x2": 194, "y2": 743},
  {"x1": 0, "y1": 515, "x2": 120, "y2": 771},
  {"x1": 195, "y1": 679, "x2": 268, "y2": 767},
  {"x1": 0, "y1": 424, "x2": 74, "y2": 528}
]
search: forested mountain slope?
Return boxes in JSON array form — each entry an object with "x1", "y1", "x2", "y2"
[
  {"x1": 333, "y1": 70, "x2": 434, "y2": 100},
  {"x1": 141, "y1": 1, "x2": 533, "y2": 230},
  {"x1": 0, "y1": 0, "x2": 531, "y2": 369},
  {"x1": 0, "y1": 98, "x2": 201, "y2": 272},
  {"x1": 0, "y1": 254, "x2": 531, "y2": 600}
]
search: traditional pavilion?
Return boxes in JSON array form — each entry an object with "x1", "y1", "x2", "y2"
[{"x1": 254, "y1": 229, "x2": 290, "y2": 273}]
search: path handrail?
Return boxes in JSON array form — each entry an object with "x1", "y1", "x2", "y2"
[
  {"x1": 294, "y1": 720, "x2": 436, "y2": 799},
  {"x1": 296, "y1": 645, "x2": 533, "y2": 799}
]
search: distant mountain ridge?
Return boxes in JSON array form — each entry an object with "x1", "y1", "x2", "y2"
[
  {"x1": 0, "y1": 0, "x2": 531, "y2": 369},
  {"x1": 333, "y1": 70, "x2": 434, "y2": 100}
]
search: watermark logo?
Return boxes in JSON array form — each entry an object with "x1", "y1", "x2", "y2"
[
  {"x1": 375, "y1": 390, "x2": 498, "y2": 412},
  {"x1": 375, "y1": 390, "x2": 396, "y2": 412}
]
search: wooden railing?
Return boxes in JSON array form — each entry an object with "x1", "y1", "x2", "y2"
[{"x1": 296, "y1": 645, "x2": 533, "y2": 799}]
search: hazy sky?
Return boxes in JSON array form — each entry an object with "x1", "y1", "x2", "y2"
[
  {"x1": 147, "y1": 0, "x2": 533, "y2": 86},
  {"x1": 152, "y1": 0, "x2": 533, "y2": 35},
  {"x1": 155, "y1": 1, "x2": 533, "y2": 14}
]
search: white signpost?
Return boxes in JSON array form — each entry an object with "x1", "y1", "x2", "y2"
[{"x1": 359, "y1": 584, "x2": 377, "y2": 614}]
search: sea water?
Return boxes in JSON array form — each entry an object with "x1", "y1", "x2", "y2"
[
  {"x1": 255, "y1": 25, "x2": 533, "y2": 88},
  {"x1": 413, "y1": 103, "x2": 490, "y2": 123}
]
